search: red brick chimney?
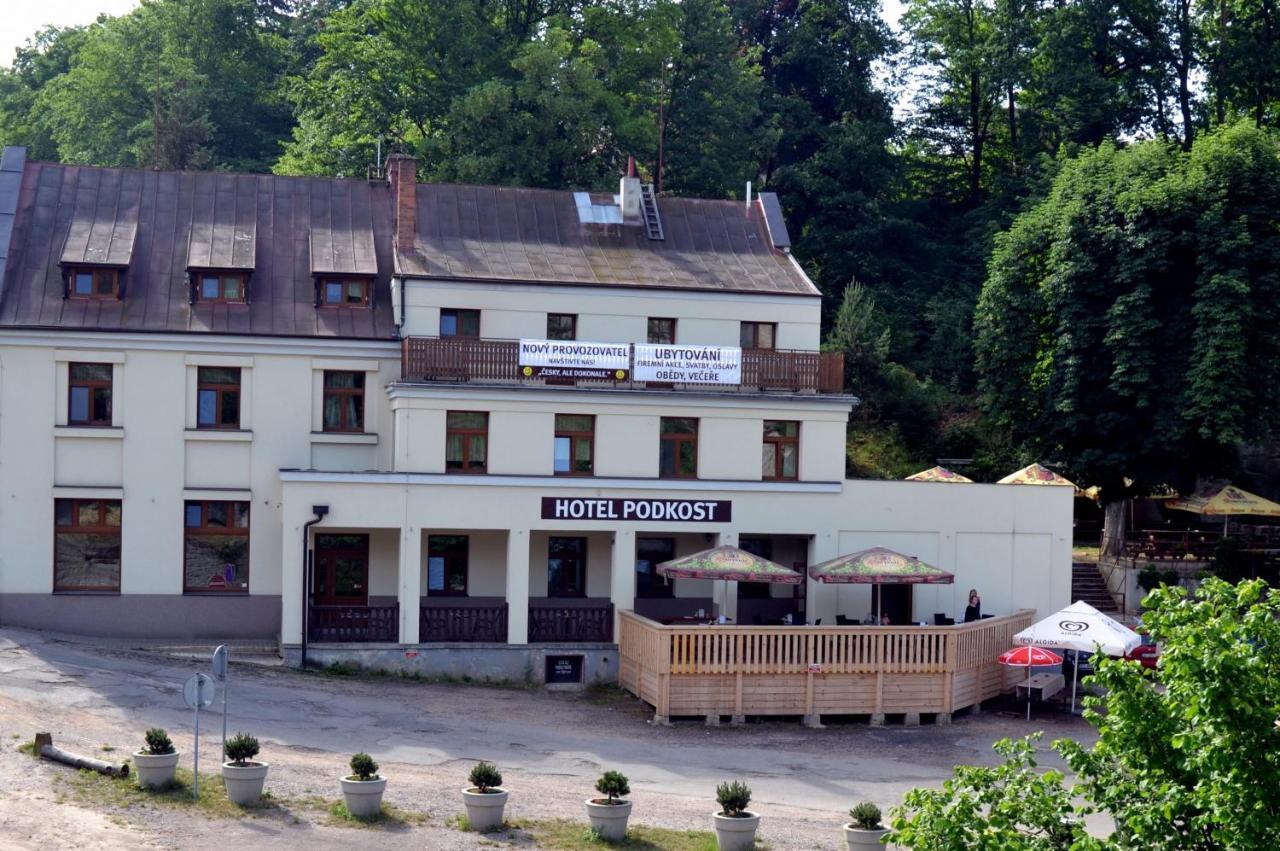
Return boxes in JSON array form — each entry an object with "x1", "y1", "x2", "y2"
[{"x1": 387, "y1": 153, "x2": 417, "y2": 250}]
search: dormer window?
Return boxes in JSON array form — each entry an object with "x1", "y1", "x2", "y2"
[
  {"x1": 68, "y1": 268, "x2": 121, "y2": 300},
  {"x1": 319, "y1": 278, "x2": 370, "y2": 307},
  {"x1": 195, "y1": 272, "x2": 247, "y2": 304}
]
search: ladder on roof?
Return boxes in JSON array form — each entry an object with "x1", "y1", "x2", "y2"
[{"x1": 640, "y1": 183, "x2": 665, "y2": 241}]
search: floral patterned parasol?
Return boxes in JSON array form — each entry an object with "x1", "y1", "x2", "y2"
[
  {"x1": 808, "y1": 547, "x2": 954, "y2": 585},
  {"x1": 905, "y1": 466, "x2": 973, "y2": 483},
  {"x1": 997, "y1": 463, "x2": 1076, "y2": 487},
  {"x1": 657, "y1": 546, "x2": 804, "y2": 584}
]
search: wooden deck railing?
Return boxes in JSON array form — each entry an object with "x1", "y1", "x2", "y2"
[
  {"x1": 308, "y1": 605, "x2": 399, "y2": 643},
  {"x1": 619, "y1": 609, "x2": 1035, "y2": 721},
  {"x1": 419, "y1": 603, "x2": 508, "y2": 643},
  {"x1": 401, "y1": 337, "x2": 845, "y2": 394}
]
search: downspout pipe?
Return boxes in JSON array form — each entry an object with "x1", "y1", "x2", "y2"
[{"x1": 300, "y1": 505, "x2": 330, "y2": 669}]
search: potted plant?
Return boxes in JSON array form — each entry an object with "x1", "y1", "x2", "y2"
[
  {"x1": 712, "y1": 780, "x2": 759, "y2": 851},
  {"x1": 133, "y1": 728, "x2": 179, "y2": 789},
  {"x1": 586, "y1": 770, "x2": 633, "y2": 841},
  {"x1": 221, "y1": 732, "x2": 269, "y2": 805},
  {"x1": 844, "y1": 801, "x2": 890, "y2": 849},
  {"x1": 341, "y1": 752, "x2": 386, "y2": 818},
  {"x1": 461, "y1": 761, "x2": 508, "y2": 831}
]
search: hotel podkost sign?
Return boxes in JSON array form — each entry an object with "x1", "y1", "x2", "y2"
[{"x1": 541, "y1": 497, "x2": 732, "y2": 522}]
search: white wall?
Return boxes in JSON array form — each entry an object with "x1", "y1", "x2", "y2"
[{"x1": 401, "y1": 279, "x2": 822, "y2": 351}]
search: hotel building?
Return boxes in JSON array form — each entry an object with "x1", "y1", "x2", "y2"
[{"x1": 0, "y1": 147, "x2": 1071, "y2": 684}]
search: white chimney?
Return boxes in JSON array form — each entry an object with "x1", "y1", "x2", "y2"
[{"x1": 620, "y1": 176, "x2": 641, "y2": 219}]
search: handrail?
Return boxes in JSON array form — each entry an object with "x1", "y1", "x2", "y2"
[{"x1": 401, "y1": 336, "x2": 845, "y2": 394}]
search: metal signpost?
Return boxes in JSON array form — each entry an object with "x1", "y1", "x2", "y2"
[
  {"x1": 211, "y1": 645, "x2": 229, "y2": 765},
  {"x1": 183, "y1": 673, "x2": 215, "y2": 799}
]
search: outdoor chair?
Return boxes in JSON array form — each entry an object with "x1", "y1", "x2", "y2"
[
  {"x1": 835, "y1": 615, "x2": 852, "y2": 625},
  {"x1": 933, "y1": 612, "x2": 947, "y2": 625}
]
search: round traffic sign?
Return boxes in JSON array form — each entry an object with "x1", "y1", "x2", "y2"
[{"x1": 183, "y1": 672, "x2": 215, "y2": 709}]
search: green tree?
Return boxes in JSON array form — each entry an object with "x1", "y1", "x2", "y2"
[
  {"x1": 891, "y1": 578, "x2": 1280, "y2": 848},
  {"x1": 975, "y1": 121, "x2": 1280, "y2": 499},
  {"x1": 0, "y1": 26, "x2": 89, "y2": 161},
  {"x1": 826, "y1": 281, "x2": 891, "y2": 395}
]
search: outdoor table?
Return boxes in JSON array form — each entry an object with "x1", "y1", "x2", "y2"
[{"x1": 1016, "y1": 672, "x2": 1065, "y2": 703}]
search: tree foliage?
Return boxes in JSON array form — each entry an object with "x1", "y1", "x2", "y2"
[
  {"x1": 975, "y1": 122, "x2": 1280, "y2": 498},
  {"x1": 891, "y1": 577, "x2": 1280, "y2": 848}
]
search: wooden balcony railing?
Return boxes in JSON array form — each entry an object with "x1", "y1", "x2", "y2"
[
  {"x1": 420, "y1": 603, "x2": 508, "y2": 643},
  {"x1": 529, "y1": 602, "x2": 615, "y2": 643},
  {"x1": 401, "y1": 337, "x2": 845, "y2": 394},
  {"x1": 308, "y1": 604, "x2": 399, "y2": 643}
]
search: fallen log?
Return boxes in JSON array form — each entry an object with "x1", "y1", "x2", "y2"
[{"x1": 33, "y1": 732, "x2": 129, "y2": 778}]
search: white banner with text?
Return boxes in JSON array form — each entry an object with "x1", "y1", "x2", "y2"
[
  {"x1": 633, "y1": 344, "x2": 742, "y2": 384},
  {"x1": 518, "y1": 339, "x2": 630, "y2": 380}
]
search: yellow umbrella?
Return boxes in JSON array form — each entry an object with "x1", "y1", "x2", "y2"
[
  {"x1": 905, "y1": 466, "x2": 973, "y2": 483},
  {"x1": 998, "y1": 463, "x2": 1076, "y2": 488},
  {"x1": 1166, "y1": 484, "x2": 1280, "y2": 518}
]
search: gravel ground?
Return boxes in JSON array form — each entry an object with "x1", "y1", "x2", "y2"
[{"x1": 0, "y1": 628, "x2": 1101, "y2": 849}]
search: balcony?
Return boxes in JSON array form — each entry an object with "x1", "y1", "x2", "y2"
[{"x1": 401, "y1": 337, "x2": 845, "y2": 394}]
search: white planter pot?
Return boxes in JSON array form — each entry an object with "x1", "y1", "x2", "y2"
[
  {"x1": 341, "y1": 776, "x2": 387, "y2": 818},
  {"x1": 132, "y1": 751, "x2": 179, "y2": 789},
  {"x1": 221, "y1": 761, "x2": 269, "y2": 805},
  {"x1": 462, "y1": 787, "x2": 509, "y2": 831},
  {"x1": 844, "y1": 824, "x2": 891, "y2": 850},
  {"x1": 713, "y1": 811, "x2": 760, "y2": 851},
  {"x1": 586, "y1": 798, "x2": 633, "y2": 841}
]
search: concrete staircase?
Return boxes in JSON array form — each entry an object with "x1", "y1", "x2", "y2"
[{"x1": 1071, "y1": 562, "x2": 1118, "y2": 613}]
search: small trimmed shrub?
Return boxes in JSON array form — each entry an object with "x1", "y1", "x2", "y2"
[
  {"x1": 849, "y1": 801, "x2": 883, "y2": 830},
  {"x1": 469, "y1": 761, "x2": 502, "y2": 792},
  {"x1": 349, "y1": 752, "x2": 379, "y2": 781},
  {"x1": 223, "y1": 732, "x2": 260, "y2": 765},
  {"x1": 595, "y1": 770, "x2": 630, "y2": 802},
  {"x1": 143, "y1": 728, "x2": 174, "y2": 755},
  {"x1": 716, "y1": 780, "x2": 752, "y2": 816}
]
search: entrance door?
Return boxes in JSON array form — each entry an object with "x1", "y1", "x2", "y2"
[
  {"x1": 875, "y1": 584, "x2": 913, "y2": 625},
  {"x1": 313, "y1": 533, "x2": 369, "y2": 606}
]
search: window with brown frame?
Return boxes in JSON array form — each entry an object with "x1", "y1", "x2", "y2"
[
  {"x1": 184, "y1": 501, "x2": 250, "y2": 593},
  {"x1": 427, "y1": 535, "x2": 469, "y2": 595},
  {"x1": 546, "y1": 313, "x2": 577, "y2": 340},
  {"x1": 322, "y1": 371, "x2": 365, "y2": 433},
  {"x1": 647, "y1": 317, "x2": 677, "y2": 344},
  {"x1": 319, "y1": 278, "x2": 371, "y2": 307},
  {"x1": 195, "y1": 271, "x2": 247, "y2": 304},
  {"x1": 68, "y1": 363, "x2": 113, "y2": 427},
  {"x1": 54, "y1": 498, "x2": 121, "y2": 592},
  {"x1": 659, "y1": 417, "x2": 698, "y2": 479},
  {"x1": 440, "y1": 308, "x2": 480, "y2": 337},
  {"x1": 762, "y1": 420, "x2": 799, "y2": 480},
  {"x1": 196, "y1": 367, "x2": 241, "y2": 429},
  {"x1": 553, "y1": 414, "x2": 594, "y2": 475},
  {"x1": 739, "y1": 321, "x2": 777, "y2": 350},
  {"x1": 445, "y1": 411, "x2": 488, "y2": 473},
  {"x1": 547, "y1": 536, "x2": 588, "y2": 597},
  {"x1": 68, "y1": 268, "x2": 121, "y2": 300}
]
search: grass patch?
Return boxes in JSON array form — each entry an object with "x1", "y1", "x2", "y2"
[
  {"x1": 325, "y1": 799, "x2": 429, "y2": 829},
  {"x1": 513, "y1": 818, "x2": 729, "y2": 850},
  {"x1": 583, "y1": 682, "x2": 635, "y2": 706},
  {"x1": 100, "y1": 744, "x2": 116, "y2": 753},
  {"x1": 57, "y1": 766, "x2": 283, "y2": 820},
  {"x1": 309, "y1": 661, "x2": 533, "y2": 689},
  {"x1": 17, "y1": 740, "x2": 37, "y2": 757}
]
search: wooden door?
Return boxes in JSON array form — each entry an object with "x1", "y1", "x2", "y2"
[{"x1": 313, "y1": 533, "x2": 369, "y2": 606}]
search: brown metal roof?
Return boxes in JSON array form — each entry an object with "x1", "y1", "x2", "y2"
[
  {"x1": 394, "y1": 183, "x2": 818, "y2": 296},
  {"x1": 0, "y1": 161, "x2": 396, "y2": 338}
]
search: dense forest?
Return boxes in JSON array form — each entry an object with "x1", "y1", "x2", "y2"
[{"x1": 3, "y1": 0, "x2": 1279, "y2": 493}]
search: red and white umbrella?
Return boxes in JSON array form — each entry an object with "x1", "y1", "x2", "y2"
[{"x1": 998, "y1": 645, "x2": 1063, "y2": 719}]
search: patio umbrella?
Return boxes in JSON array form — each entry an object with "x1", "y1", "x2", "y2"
[
  {"x1": 997, "y1": 463, "x2": 1076, "y2": 488},
  {"x1": 905, "y1": 466, "x2": 973, "y2": 483},
  {"x1": 657, "y1": 546, "x2": 802, "y2": 622},
  {"x1": 998, "y1": 645, "x2": 1064, "y2": 720},
  {"x1": 808, "y1": 547, "x2": 954, "y2": 624},
  {"x1": 1014, "y1": 600, "x2": 1141, "y2": 712},
  {"x1": 1166, "y1": 483, "x2": 1280, "y2": 534}
]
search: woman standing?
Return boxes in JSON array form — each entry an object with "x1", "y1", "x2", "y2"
[{"x1": 963, "y1": 589, "x2": 982, "y2": 622}]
